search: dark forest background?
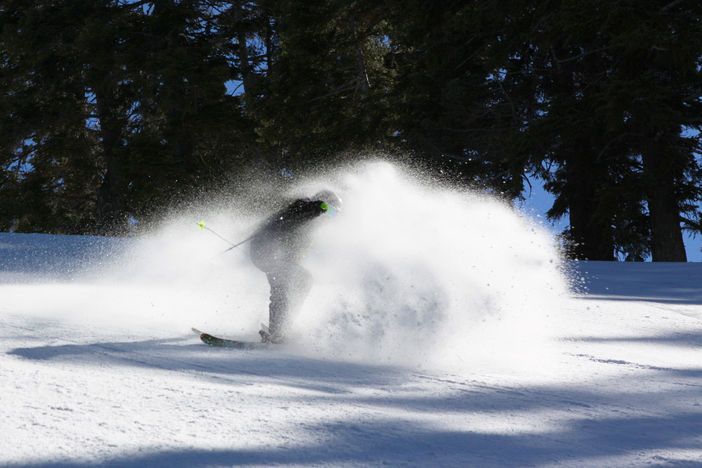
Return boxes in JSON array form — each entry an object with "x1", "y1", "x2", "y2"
[{"x1": 1, "y1": 0, "x2": 701, "y2": 261}]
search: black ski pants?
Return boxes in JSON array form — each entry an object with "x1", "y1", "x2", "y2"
[{"x1": 265, "y1": 264, "x2": 312, "y2": 341}]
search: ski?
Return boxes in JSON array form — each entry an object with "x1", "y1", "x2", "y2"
[{"x1": 191, "y1": 328, "x2": 270, "y2": 350}]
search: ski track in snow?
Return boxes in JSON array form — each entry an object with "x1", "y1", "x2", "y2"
[
  {"x1": 1, "y1": 165, "x2": 702, "y2": 467},
  {"x1": 2, "y1": 250, "x2": 701, "y2": 467},
  {"x1": 3, "y1": 297, "x2": 701, "y2": 468}
]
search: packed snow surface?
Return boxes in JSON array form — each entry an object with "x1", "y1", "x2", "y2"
[{"x1": 1, "y1": 162, "x2": 701, "y2": 467}]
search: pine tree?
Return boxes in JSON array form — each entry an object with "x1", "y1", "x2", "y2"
[
  {"x1": 0, "y1": 0, "x2": 102, "y2": 233},
  {"x1": 382, "y1": 0, "x2": 528, "y2": 195},
  {"x1": 598, "y1": 0, "x2": 702, "y2": 261},
  {"x1": 476, "y1": 0, "x2": 702, "y2": 261},
  {"x1": 0, "y1": 0, "x2": 255, "y2": 235},
  {"x1": 250, "y1": 0, "x2": 398, "y2": 172}
]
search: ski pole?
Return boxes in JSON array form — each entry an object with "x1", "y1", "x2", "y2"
[
  {"x1": 170, "y1": 222, "x2": 255, "y2": 280},
  {"x1": 197, "y1": 221, "x2": 256, "y2": 252}
]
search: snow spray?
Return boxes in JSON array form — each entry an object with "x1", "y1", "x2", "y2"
[
  {"x1": 136, "y1": 159, "x2": 570, "y2": 375},
  {"x1": 292, "y1": 161, "x2": 570, "y2": 374},
  {"x1": 3, "y1": 160, "x2": 570, "y2": 376}
]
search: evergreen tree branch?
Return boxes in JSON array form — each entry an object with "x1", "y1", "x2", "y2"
[{"x1": 660, "y1": 0, "x2": 687, "y2": 13}]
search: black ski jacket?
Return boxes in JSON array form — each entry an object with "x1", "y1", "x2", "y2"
[{"x1": 249, "y1": 199, "x2": 327, "y2": 271}]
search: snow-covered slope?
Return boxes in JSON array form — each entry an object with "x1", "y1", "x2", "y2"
[{"x1": 1, "y1": 163, "x2": 701, "y2": 467}]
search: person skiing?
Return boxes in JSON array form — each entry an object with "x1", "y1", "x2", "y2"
[{"x1": 249, "y1": 190, "x2": 342, "y2": 344}]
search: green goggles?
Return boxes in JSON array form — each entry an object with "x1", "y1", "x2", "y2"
[{"x1": 320, "y1": 202, "x2": 340, "y2": 218}]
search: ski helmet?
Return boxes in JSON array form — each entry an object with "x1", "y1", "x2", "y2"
[{"x1": 314, "y1": 189, "x2": 342, "y2": 216}]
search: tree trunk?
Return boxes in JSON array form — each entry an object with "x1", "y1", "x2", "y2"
[
  {"x1": 238, "y1": 28, "x2": 251, "y2": 96},
  {"x1": 640, "y1": 135, "x2": 687, "y2": 262},
  {"x1": 349, "y1": 17, "x2": 370, "y2": 100},
  {"x1": 566, "y1": 149, "x2": 616, "y2": 261},
  {"x1": 97, "y1": 162, "x2": 124, "y2": 236},
  {"x1": 265, "y1": 14, "x2": 274, "y2": 76},
  {"x1": 94, "y1": 86, "x2": 126, "y2": 236}
]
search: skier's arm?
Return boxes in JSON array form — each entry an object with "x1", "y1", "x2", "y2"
[
  {"x1": 276, "y1": 200, "x2": 326, "y2": 228},
  {"x1": 289, "y1": 200, "x2": 327, "y2": 220},
  {"x1": 251, "y1": 199, "x2": 327, "y2": 238}
]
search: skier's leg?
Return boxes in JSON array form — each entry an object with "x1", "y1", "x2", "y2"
[
  {"x1": 266, "y1": 271, "x2": 289, "y2": 343},
  {"x1": 287, "y1": 265, "x2": 312, "y2": 316},
  {"x1": 265, "y1": 264, "x2": 312, "y2": 343}
]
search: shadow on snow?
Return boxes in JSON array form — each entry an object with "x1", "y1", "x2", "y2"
[
  {"x1": 568, "y1": 261, "x2": 702, "y2": 306},
  {"x1": 5, "y1": 334, "x2": 702, "y2": 468},
  {"x1": 5, "y1": 414, "x2": 702, "y2": 468}
]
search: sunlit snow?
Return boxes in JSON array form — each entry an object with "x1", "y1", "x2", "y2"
[{"x1": 1, "y1": 162, "x2": 701, "y2": 467}]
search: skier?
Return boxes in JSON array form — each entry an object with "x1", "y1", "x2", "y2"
[{"x1": 249, "y1": 190, "x2": 342, "y2": 344}]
